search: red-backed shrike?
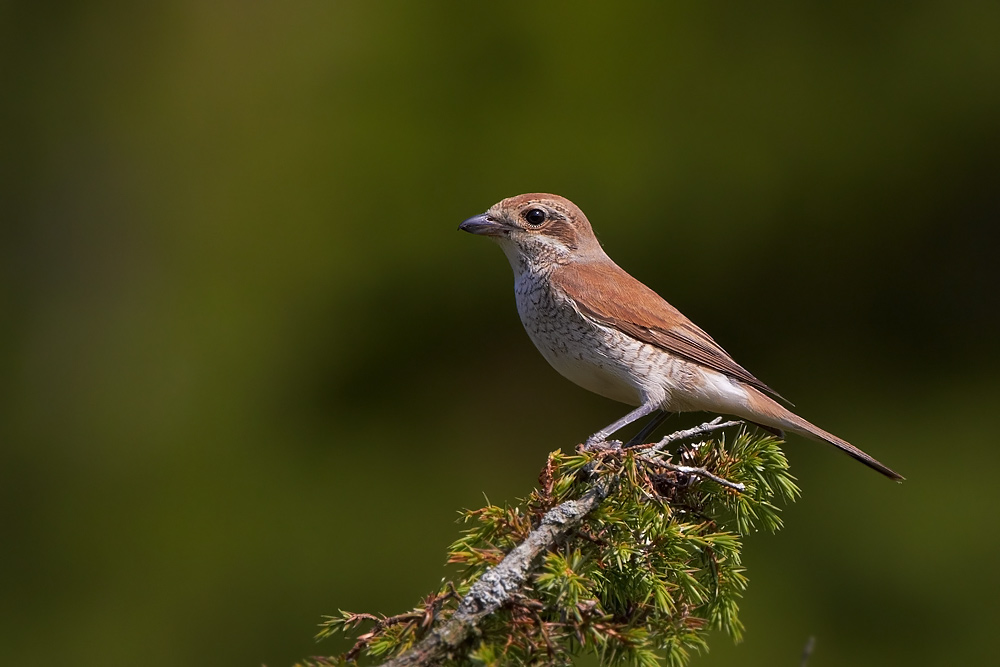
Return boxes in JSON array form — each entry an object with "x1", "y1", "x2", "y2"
[{"x1": 460, "y1": 193, "x2": 901, "y2": 481}]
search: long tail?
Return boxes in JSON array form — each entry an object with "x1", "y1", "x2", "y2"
[{"x1": 744, "y1": 388, "x2": 904, "y2": 481}]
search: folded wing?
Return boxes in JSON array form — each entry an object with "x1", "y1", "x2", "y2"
[{"x1": 552, "y1": 259, "x2": 784, "y2": 401}]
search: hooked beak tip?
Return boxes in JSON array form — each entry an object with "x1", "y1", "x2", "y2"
[{"x1": 458, "y1": 213, "x2": 500, "y2": 236}]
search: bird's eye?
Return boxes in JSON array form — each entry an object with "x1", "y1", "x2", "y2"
[{"x1": 524, "y1": 208, "x2": 547, "y2": 226}]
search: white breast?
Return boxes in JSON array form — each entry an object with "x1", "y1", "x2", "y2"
[
  {"x1": 511, "y1": 271, "x2": 752, "y2": 415},
  {"x1": 511, "y1": 272, "x2": 651, "y2": 406}
]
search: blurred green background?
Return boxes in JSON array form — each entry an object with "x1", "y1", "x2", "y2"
[{"x1": 3, "y1": 2, "x2": 999, "y2": 666}]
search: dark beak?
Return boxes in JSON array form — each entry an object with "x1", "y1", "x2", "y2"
[{"x1": 458, "y1": 213, "x2": 504, "y2": 237}]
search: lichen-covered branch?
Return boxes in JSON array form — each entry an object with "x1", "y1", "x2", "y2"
[
  {"x1": 381, "y1": 481, "x2": 611, "y2": 667},
  {"x1": 308, "y1": 421, "x2": 800, "y2": 667}
]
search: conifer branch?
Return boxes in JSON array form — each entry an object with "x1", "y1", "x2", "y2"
[
  {"x1": 380, "y1": 420, "x2": 750, "y2": 667},
  {"x1": 308, "y1": 421, "x2": 800, "y2": 667},
  {"x1": 381, "y1": 481, "x2": 613, "y2": 667},
  {"x1": 642, "y1": 417, "x2": 743, "y2": 454}
]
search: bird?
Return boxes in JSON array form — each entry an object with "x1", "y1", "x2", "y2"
[{"x1": 458, "y1": 193, "x2": 902, "y2": 481}]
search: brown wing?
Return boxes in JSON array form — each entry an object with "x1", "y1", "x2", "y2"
[{"x1": 551, "y1": 259, "x2": 784, "y2": 400}]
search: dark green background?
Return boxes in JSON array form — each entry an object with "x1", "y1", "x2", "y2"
[{"x1": 3, "y1": 2, "x2": 999, "y2": 666}]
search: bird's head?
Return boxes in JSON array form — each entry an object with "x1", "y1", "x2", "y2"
[{"x1": 458, "y1": 193, "x2": 604, "y2": 275}]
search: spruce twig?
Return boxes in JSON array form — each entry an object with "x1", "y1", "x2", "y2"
[
  {"x1": 382, "y1": 480, "x2": 614, "y2": 667},
  {"x1": 308, "y1": 421, "x2": 799, "y2": 667},
  {"x1": 628, "y1": 417, "x2": 743, "y2": 454}
]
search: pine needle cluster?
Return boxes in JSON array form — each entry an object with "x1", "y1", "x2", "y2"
[{"x1": 310, "y1": 429, "x2": 799, "y2": 667}]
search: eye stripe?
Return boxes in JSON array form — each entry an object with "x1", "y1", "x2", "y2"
[{"x1": 545, "y1": 220, "x2": 578, "y2": 249}]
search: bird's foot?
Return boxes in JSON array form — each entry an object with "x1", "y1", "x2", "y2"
[{"x1": 584, "y1": 433, "x2": 623, "y2": 451}]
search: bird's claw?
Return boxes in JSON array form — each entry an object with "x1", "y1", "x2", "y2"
[{"x1": 585, "y1": 435, "x2": 623, "y2": 451}]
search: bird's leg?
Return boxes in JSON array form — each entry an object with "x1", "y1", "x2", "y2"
[
  {"x1": 624, "y1": 411, "x2": 672, "y2": 448},
  {"x1": 586, "y1": 401, "x2": 660, "y2": 447}
]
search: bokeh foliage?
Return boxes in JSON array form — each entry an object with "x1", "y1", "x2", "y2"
[{"x1": 2, "y1": 2, "x2": 999, "y2": 667}]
